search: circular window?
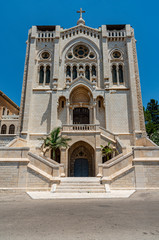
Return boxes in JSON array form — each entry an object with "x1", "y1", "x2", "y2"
[
  {"x1": 42, "y1": 52, "x2": 50, "y2": 59},
  {"x1": 89, "y1": 53, "x2": 95, "y2": 59},
  {"x1": 73, "y1": 45, "x2": 89, "y2": 58},
  {"x1": 113, "y1": 51, "x2": 121, "y2": 59},
  {"x1": 68, "y1": 53, "x2": 73, "y2": 59}
]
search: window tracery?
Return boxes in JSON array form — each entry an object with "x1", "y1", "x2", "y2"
[
  {"x1": 39, "y1": 65, "x2": 51, "y2": 85},
  {"x1": 112, "y1": 64, "x2": 124, "y2": 85},
  {"x1": 65, "y1": 44, "x2": 97, "y2": 82},
  {"x1": 111, "y1": 49, "x2": 124, "y2": 86},
  {"x1": 37, "y1": 50, "x2": 52, "y2": 86}
]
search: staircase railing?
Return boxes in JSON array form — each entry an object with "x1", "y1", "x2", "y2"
[{"x1": 28, "y1": 152, "x2": 65, "y2": 178}]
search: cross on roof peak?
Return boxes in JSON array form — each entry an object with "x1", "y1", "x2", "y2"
[{"x1": 77, "y1": 8, "x2": 85, "y2": 19}]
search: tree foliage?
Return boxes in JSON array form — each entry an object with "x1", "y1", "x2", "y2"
[
  {"x1": 41, "y1": 127, "x2": 71, "y2": 159},
  {"x1": 101, "y1": 143, "x2": 113, "y2": 162},
  {"x1": 144, "y1": 99, "x2": 159, "y2": 145}
]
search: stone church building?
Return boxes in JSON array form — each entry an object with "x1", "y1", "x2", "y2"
[{"x1": 0, "y1": 10, "x2": 159, "y2": 192}]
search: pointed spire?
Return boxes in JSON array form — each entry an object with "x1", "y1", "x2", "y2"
[{"x1": 77, "y1": 8, "x2": 85, "y2": 25}]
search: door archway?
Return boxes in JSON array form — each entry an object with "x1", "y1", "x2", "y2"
[{"x1": 68, "y1": 141, "x2": 95, "y2": 177}]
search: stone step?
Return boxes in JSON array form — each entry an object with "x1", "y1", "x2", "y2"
[
  {"x1": 59, "y1": 183, "x2": 102, "y2": 186},
  {"x1": 60, "y1": 177, "x2": 100, "y2": 183},
  {"x1": 54, "y1": 178, "x2": 105, "y2": 194},
  {"x1": 56, "y1": 189, "x2": 106, "y2": 193},
  {"x1": 57, "y1": 185, "x2": 104, "y2": 189}
]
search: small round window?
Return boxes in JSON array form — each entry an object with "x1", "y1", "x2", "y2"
[
  {"x1": 73, "y1": 45, "x2": 89, "y2": 58},
  {"x1": 89, "y1": 53, "x2": 95, "y2": 59},
  {"x1": 42, "y1": 52, "x2": 50, "y2": 59},
  {"x1": 113, "y1": 51, "x2": 121, "y2": 59},
  {"x1": 68, "y1": 53, "x2": 73, "y2": 59}
]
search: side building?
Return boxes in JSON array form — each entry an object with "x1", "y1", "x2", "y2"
[{"x1": 0, "y1": 90, "x2": 19, "y2": 146}]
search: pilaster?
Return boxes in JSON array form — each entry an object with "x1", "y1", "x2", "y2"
[
  {"x1": 101, "y1": 25, "x2": 109, "y2": 84},
  {"x1": 21, "y1": 26, "x2": 37, "y2": 139},
  {"x1": 53, "y1": 26, "x2": 60, "y2": 83},
  {"x1": 126, "y1": 25, "x2": 141, "y2": 139}
]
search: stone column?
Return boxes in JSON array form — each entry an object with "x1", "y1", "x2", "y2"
[
  {"x1": 43, "y1": 66, "x2": 46, "y2": 86},
  {"x1": 66, "y1": 100, "x2": 70, "y2": 124},
  {"x1": 93, "y1": 99, "x2": 97, "y2": 124}
]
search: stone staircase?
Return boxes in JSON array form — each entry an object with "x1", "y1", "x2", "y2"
[{"x1": 54, "y1": 178, "x2": 106, "y2": 193}]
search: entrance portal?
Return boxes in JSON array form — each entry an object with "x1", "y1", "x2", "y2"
[
  {"x1": 73, "y1": 108, "x2": 89, "y2": 124},
  {"x1": 68, "y1": 141, "x2": 95, "y2": 177},
  {"x1": 74, "y1": 158, "x2": 89, "y2": 177}
]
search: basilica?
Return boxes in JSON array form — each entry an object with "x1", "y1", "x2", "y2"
[{"x1": 0, "y1": 10, "x2": 159, "y2": 192}]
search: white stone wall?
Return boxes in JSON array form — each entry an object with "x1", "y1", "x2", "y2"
[
  {"x1": 107, "y1": 92, "x2": 130, "y2": 133},
  {"x1": 20, "y1": 23, "x2": 145, "y2": 147}
]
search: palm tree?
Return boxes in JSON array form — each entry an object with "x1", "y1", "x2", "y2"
[
  {"x1": 101, "y1": 142, "x2": 113, "y2": 162},
  {"x1": 41, "y1": 127, "x2": 71, "y2": 159}
]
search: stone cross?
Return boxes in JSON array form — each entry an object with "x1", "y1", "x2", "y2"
[{"x1": 77, "y1": 8, "x2": 85, "y2": 19}]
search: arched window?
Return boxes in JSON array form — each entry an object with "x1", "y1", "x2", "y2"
[
  {"x1": 61, "y1": 101, "x2": 65, "y2": 108},
  {"x1": 46, "y1": 66, "x2": 50, "y2": 84},
  {"x1": 9, "y1": 124, "x2": 15, "y2": 134},
  {"x1": 7, "y1": 110, "x2": 9, "y2": 115},
  {"x1": 85, "y1": 66, "x2": 90, "y2": 80},
  {"x1": 66, "y1": 66, "x2": 71, "y2": 77},
  {"x1": 39, "y1": 66, "x2": 44, "y2": 84},
  {"x1": 112, "y1": 65, "x2": 117, "y2": 84},
  {"x1": 92, "y1": 66, "x2": 96, "y2": 76},
  {"x1": 119, "y1": 65, "x2": 124, "y2": 83},
  {"x1": 1, "y1": 124, "x2": 7, "y2": 134},
  {"x1": 98, "y1": 100, "x2": 101, "y2": 108},
  {"x1": 73, "y1": 66, "x2": 77, "y2": 80},
  {"x1": 2, "y1": 107, "x2": 5, "y2": 115}
]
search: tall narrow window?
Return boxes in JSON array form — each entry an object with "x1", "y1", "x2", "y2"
[
  {"x1": 7, "y1": 110, "x2": 9, "y2": 115},
  {"x1": 85, "y1": 66, "x2": 90, "y2": 80},
  {"x1": 1, "y1": 124, "x2": 7, "y2": 134},
  {"x1": 92, "y1": 65, "x2": 96, "y2": 76},
  {"x1": 66, "y1": 66, "x2": 71, "y2": 77},
  {"x1": 73, "y1": 66, "x2": 77, "y2": 80},
  {"x1": 2, "y1": 107, "x2": 5, "y2": 115},
  {"x1": 119, "y1": 65, "x2": 124, "y2": 83},
  {"x1": 61, "y1": 101, "x2": 64, "y2": 108},
  {"x1": 98, "y1": 100, "x2": 101, "y2": 108},
  {"x1": 46, "y1": 66, "x2": 50, "y2": 84},
  {"x1": 112, "y1": 65, "x2": 117, "y2": 84},
  {"x1": 39, "y1": 66, "x2": 44, "y2": 84},
  {"x1": 9, "y1": 124, "x2": 15, "y2": 134}
]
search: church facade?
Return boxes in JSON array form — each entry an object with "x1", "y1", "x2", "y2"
[
  {"x1": 0, "y1": 11, "x2": 159, "y2": 191},
  {"x1": 19, "y1": 12, "x2": 146, "y2": 176}
]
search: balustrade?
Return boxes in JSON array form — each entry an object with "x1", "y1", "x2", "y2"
[
  {"x1": 108, "y1": 31, "x2": 126, "y2": 38},
  {"x1": 62, "y1": 124, "x2": 99, "y2": 131},
  {"x1": 37, "y1": 31, "x2": 54, "y2": 39}
]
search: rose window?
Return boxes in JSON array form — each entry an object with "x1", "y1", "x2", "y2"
[{"x1": 73, "y1": 45, "x2": 89, "y2": 58}]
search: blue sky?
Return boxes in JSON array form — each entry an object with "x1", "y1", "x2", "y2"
[{"x1": 0, "y1": 0, "x2": 159, "y2": 107}]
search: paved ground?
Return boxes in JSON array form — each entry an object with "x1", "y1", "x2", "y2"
[{"x1": 0, "y1": 190, "x2": 159, "y2": 240}]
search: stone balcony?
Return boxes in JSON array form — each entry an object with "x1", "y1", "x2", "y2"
[{"x1": 62, "y1": 124, "x2": 100, "y2": 132}]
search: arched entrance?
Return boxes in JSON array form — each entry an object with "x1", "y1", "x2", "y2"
[
  {"x1": 68, "y1": 141, "x2": 95, "y2": 177},
  {"x1": 69, "y1": 86, "x2": 93, "y2": 124}
]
